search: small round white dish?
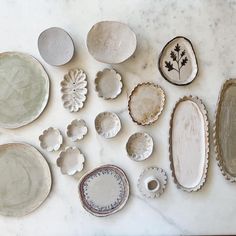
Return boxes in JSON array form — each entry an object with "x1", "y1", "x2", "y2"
[
  {"x1": 38, "y1": 27, "x2": 74, "y2": 66},
  {"x1": 67, "y1": 119, "x2": 88, "y2": 141},
  {"x1": 126, "y1": 132, "x2": 153, "y2": 161},
  {"x1": 57, "y1": 147, "x2": 85, "y2": 176},
  {"x1": 138, "y1": 167, "x2": 168, "y2": 198},
  {"x1": 61, "y1": 68, "x2": 88, "y2": 112},
  {"x1": 87, "y1": 21, "x2": 137, "y2": 64},
  {"x1": 95, "y1": 112, "x2": 121, "y2": 138},
  {"x1": 39, "y1": 127, "x2": 63, "y2": 152},
  {"x1": 78, "y1": 164, "x2": 129, "y2": 217},
  {"x1": 95, "y1": 68, "x2": 123, "y2": 99}
]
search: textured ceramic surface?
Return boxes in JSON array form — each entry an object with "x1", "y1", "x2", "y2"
[
  {"x1": 87, "y1": 21, "x2": 137, "y2": 64},
  {"x1": 67, "y1": 119, "x2": 88, "y2": 141},
  {"x1": 39, "y1": 127, "x2": 63, "y2": 152},
  {"x1": 0, "y1": 52, "x2": 49, "y2": 129},
  {"x1": 126, "y1": 132, "x2": 153, "y2": 161},
  {"x1": 128, "y1": 83, "x2": 165, "y2": 125},
  {"x1": 79, "y1": 165, "x2": 129, "y2": 217},
  {"x1": 61, "y1": 69, "x2": 88, "y2": 112},
  {"x1": 38, "y1": 27, "x2": 74, "y2": 66},
  {"x1": 169, "y1": 96, "x2": 209, "y2": 192},
  {"x1": 95, "y1": 68, "x2": 123, "y2": 99},
  {"x1": 138, "y1": 167, "x2": 167, "y2": 198},
  {"x1": 57, "y1": 147, "x2": 85, "y2": 175},
  {"x1": 95, "y1": 112, "x2": 121, "y2": 138},
  {"x1": 158, "y1": 36, "x2": 198, "y2": 86},
  {"x1": 0, "y1": 143, "x2": 51, "y2": 216},
  {"x1": 214, "y1": 79, "x2": 236, "y2": 182}
]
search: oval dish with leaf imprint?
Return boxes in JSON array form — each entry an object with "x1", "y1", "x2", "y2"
[
  {"x1": 158, "y1": 36, "x2": 198, "y2": 86},
  {"x1": 169, "y1": 96, "x2": 209, "y2": 192},
  {"x1": 214, "y1": 79, "x2": 236, "y2": 182}
]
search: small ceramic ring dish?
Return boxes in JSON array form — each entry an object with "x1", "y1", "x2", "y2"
[{"x1": 38, "y1": 27, "x2": 74, "y2": 66}]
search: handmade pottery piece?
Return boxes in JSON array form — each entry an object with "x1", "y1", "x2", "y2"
[
  {"x1": 95, "y1": 112, "x2": 121, "y2": 138},
  {"x1": 126, "y1": 132, "x2": 153, "y2": 161},
  {"x1": 169, "y1": 96, "x2": 209, "y2": 192},
  {"x1": 95, "y1": 68, "x2": 123, "y2": 99},
  {"x1": 214, "y1": 79, "x2": 236, "y2": 182},
  {"x1": 39, "y1": 127, "x2": 63, "y2": 152},
  {"x1": 0, "y1": 52, "x2": 49, "y2": 129},
  {"x1": 87, "y1": 21, "x2": 137, "y2": 64},
  {"x1": 61, "y1": 69, "x2": 88, "y2": 112},
  {"x1": 57, "y1": 147, "x2": 85, "y2": 175},
  {"x1": 138, "y1": 167, "x2": 167, "y2": 198},
  {"x1": 67, "y1": 119, "x2": 88, "y2": 141},
  {"x1": 38, "y1": 27, "x2": 74, "y2": 66},
  {"x1": 128, "y1": 83, "x2": 165, "y2": 125},
  {"x1": 0, "y1": 143, "x2": 51, "y2": 216},
  {"x1": 158, "y1": 36, "x2": 198, "y2": 86},
  {"x1": 79, "y1": 164, "x2": 129, "y2": 217}
]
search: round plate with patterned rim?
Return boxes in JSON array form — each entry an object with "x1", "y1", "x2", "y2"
[
  {"x1": 0, "y1": 52, "x2": 49, "y2": 128},
  {"x1": 78, "y1": 165, "x2": 129, "y2": 217},
  {"x1": 0, "y1": 143, "x2": 51, "y2": 216}
]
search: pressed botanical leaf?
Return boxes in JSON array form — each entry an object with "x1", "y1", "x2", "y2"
[
  {"x1": 165, "y1": 61, "x2": 174, "y2": 71},
  {"x1": 174, "y1": 43, "x2": 180, "y2": 52},
  {"x1": 170, "y1": 51, "x2": 177, "y2": 61},
  {"x1": 181, "y1": 57, "x2": 188, "y2": 67}
]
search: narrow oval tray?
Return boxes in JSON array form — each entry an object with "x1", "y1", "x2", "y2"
[
  {"x1": 169, "y1": 96, "x2": 209, "y2": 192},
  {"x1": 214, "y1": 79, "x2": 236, "y2": 182}
]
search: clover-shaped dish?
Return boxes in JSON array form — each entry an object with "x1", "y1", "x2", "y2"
[
  {"x1": 67, "y1": 119, "x2": 88, "y2": 141},
  {"x1": 61, "y1": 69, "x2": 88, "y2": 112},
  {"x1": 39, "y1": 127, "x2": 63, "y2": 152},
  {"x1": 57, "y1": 147, "x2": 85, "y2": 175}
]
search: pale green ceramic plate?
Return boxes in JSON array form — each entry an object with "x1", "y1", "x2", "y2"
[
  {"x1": 0, "y1": 52, "x2": 49, "y2": 128},
  {"x1": 0, "y1": 143, "x2": 51, "y2": 216}
]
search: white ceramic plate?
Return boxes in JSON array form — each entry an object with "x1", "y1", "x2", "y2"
[
  {"x1": 38, "y1": 27, "x2": 74, "y2": 66},
  {"x1": 79, "y1": 165, "x2": 129, "y2": 217},
  {"x1": 0, "y1": 143, "x2": 51, "y2": 216},
  {"x1": 95, "y1": 112, "x2": 121, "y2": 138},
  {"x1": 0, "y1": 52, "x2": 49, "y2": 128},
  {"x1": 126, "y1": 132, "x2": 153, "y2": 161}
]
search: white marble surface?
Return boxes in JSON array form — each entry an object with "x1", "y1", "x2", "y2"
[{"x1": 0, "y1": 0, "x2": 236, "y2": 235}]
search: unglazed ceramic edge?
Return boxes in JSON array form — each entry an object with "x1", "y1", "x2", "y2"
[
  {"x1": 169, "y1": 96, "x2": 209, "y2": 192},
  {"x1": 213, "y1": 79, "x2": 236, "y2": 182},
  {"x1": 158, "y1": 36, "x2": 199, "y2": 86},
  {"x1": 0, "y1": 52, "x2": 50, "y2": 129},
  {"x1": 78, "y1": 164, "x2": 130, "y2": 217},
  {"x1": 128, "y1": 82, "x2": 166, "y2": 126}
]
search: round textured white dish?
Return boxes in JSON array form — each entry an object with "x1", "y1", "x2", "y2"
[
  {"x1": 67, "y1": 119, "x2": 88, "y2": 141},
  {"x1": 87, "y1": 21, "x2": 137, "y2": 64},
  {"x1": 0, "y1": 143, "x2": 51, "y2": 217},
  {"x1": 95, "y1": 112, "x2": 121, "y2": 138},
  {"x1": 126, "y1": 132, "x2": 153, "y2": 161},
  {"x1": 138, "y1": 167, "x2": 167, "y2": 198},
  {"x1": 95, "y1": 68, "x2": 123, "y2": 99},
  {"x1": 0, "y1": 52, "x2": 49, "y2": 129},
  {"x1": 38, "y1": 27, "x2": 74, "y2": 66},
  {"x1": 78, "y1": 165, "x2": 129, "y2": 217}
]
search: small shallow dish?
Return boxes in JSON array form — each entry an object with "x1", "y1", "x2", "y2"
[
  {"x1": 128, "y1": 83, "x2": 165, "y2": 125},
  {"x1": 158, "y1": 36, "x2": 198, "y2": 86},
  {"x1": 138, "y1": 167, "x2": 167, "y2": 198},
  {"x1": 57, "y1": 147, "x2": 85, "y2": 176},
  {"x1": 39, "y1": 127, "x2": 63, "y2": 152},
  {"x1": 67, "y1": 119, "x2": 88, "y2": 141},
  {"x1": 95, "y1": 68, "x2": 123, "y2": 99},
  {"x1": 38, "y1": 27, "x2": 74, "y2": 66},
  {"x1": 61, "y1": 69, "x2": 88, "y2": 112},
  {"x1": 78, "y1": 164, "x2": 129, "y2": 217},
  {"x1": 87, "y1": 21, "x2": 137, "y2": 64},
  {"x1": 0, "y1": 52, "x2": 49, "y2": 129},
  {"x1": 126, "y1": 132, "x2": 153, "y2": 161},
  {"x1": 0, "y1": 143, "x2": 51, "y2": 216},
  {"x1": 95, "y1": 112, "x2": 121, "y2": 138}
]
